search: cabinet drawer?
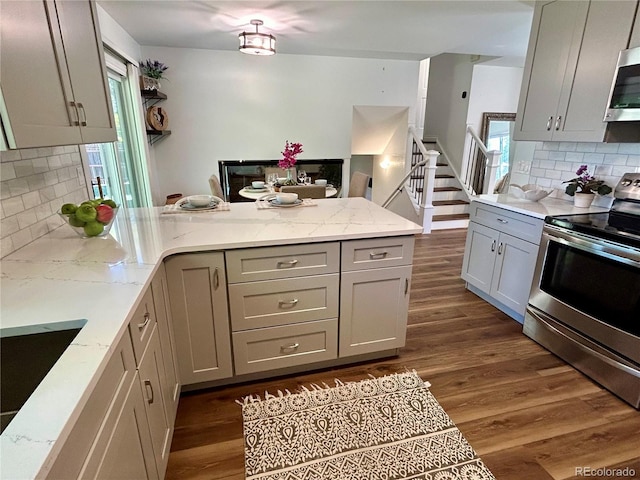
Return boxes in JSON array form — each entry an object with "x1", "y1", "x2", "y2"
[
  {"x1": 232, "y1": 319, "x2": 338, "y2": 375},
  {"x1": 128, "y1": 287, "x2": 156, "y2": 365},
  {"x1": 470, "y1": 203, "x2": 543, "y2": 244},
  {"x1": 229, "y1": 274, "x2": 339, "y2": 331},
  {"x1": 225, "y1": 242, "x2": 340, "y2": 283},
  {"x1": 341, "y1": 236, "x2": 414, "y2": 271}
]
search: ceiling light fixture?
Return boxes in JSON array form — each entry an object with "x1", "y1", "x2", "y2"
[{"x1": 239, "y1": 19, "x2": 276, "y2": 56}]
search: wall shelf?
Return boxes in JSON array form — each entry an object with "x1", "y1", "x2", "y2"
[
  {"x1": 142, "y1": 90, "x2": 170, "y2": 144},
  {"x1": 146, "y1": 129, "x2": 171, "y2": 145}
]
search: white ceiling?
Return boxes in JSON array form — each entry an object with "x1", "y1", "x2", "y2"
[{"x1": 97, "y1": 0, "x2": 534, "y2": 64}]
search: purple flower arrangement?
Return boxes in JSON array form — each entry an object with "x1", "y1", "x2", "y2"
[
  {"x1": 278, "y1": 141, "x2": 303, "y2": 170},
  {"x1": 563, "y1": 165, "x2": 612, "y2": 196}
]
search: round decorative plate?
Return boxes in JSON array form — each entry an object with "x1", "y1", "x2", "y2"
[{"x1": 147, "y1": 106, "x2": 169, "y2": 131}]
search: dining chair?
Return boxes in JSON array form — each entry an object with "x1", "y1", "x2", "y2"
[
  {"x1": 281, "y1": 185, "x2": 326, "y2": 199},
  {"x1": 348, "y1": 171, "x2": 370, "y2": 197},
  {"x1": 209, "y1": 174, "x2": 224, "y2": 199}
]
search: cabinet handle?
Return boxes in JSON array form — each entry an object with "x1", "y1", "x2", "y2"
[
  {"x1": 555, "y1": 115, "x2": 562, "y2": 131},
  {"x1": 277, "y1": 259, "x2": 298, "y2": 268},
  {"x1": 404, "y1": 278, "x2": 409, "y2": 295},
  {"x1": 369, "y1": 251, "x2": 388, "y2": 259},
  {"x1": 546, "y1": 116, "x2": 553, "y2": 131},
  {"x1": 278, "y1": 298, "x2": 299, "y2": 308},
  {"x1": 213, "y1": 267, "x2": 219, "y2": 290},
  {"x1": 491, "y1": 240, "x2": 496, "y2": 252},
  {"x1": 144, "y1": 379, "x2": 154, "y2": 404},
  {"x1": 69, "y1": 101, "x2": 80, "y2": 126},
  {"x1": 137, "y1": 312, "x2": 150, "y2": 330},
  {"x1": 280, "y1": 343, "x2": 300, "y2": 354},
  {"x1": 496, "y1": 218, "x2": 508, "y2": 224},
  {"x1": 76, "y1": 102, "x2": 87, "y2": 126},
  {"x1": 498, "y1": 243, "x2": 504, "y2": 255}
]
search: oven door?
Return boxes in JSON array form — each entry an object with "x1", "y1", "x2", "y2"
[{"x1": 529, "y1": 225, "x2": 640, "y2": 364}]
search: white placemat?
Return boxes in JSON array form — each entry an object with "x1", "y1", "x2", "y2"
[
  {"x1": 255, "y1": 194, "x2": 317, "y2": 209},
  {"x1": 162, "y1": 199, "x2": 231, "y2": 214}
]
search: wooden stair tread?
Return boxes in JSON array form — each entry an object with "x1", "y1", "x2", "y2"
[
  {"x1": 436, "y1": 162, "x2": 448, "y2": 167},
  {"x1": 434, "y1": 186, "x2": 462, "y2": 192},
  {"x1": 432, "y1": 213, "x2": 470, "y2": 221},
  {"x1": 435, "y1": 174, "x2": 454, "y2": 179},
  {"x1": 433, "y1": 200, "x2": 469, "y2": 206}
]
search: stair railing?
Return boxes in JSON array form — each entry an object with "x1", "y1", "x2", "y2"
[
  {"x1": 382, "y1": 127, "x2": 439, "y2": 209},
  {"x1": 463, "y1": 125, "x2": 501, "y2": 195}
]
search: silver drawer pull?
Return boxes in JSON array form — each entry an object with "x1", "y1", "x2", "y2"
[
  {"x1": 496, "y1": 218, "x2": 508, "y2": 224},
  {"x1": 498, "y1": 242, "x2": 504, "y2": 255},
  {"x1": 555, "y1": 115, "x2": 562, "y2": 131},
  {"x1": 369, "y1": 251, "x2": 388, "y2": 259},
  {"x1": 277, "y1": 259, "x2": 298, "y2": 268},
  {"x1": 280, "y1": 343, "x2": 300, "y2": 354},
  {"x1": 546, "y1": 116, "x2": 553, "y2": 131},
  {"x1": 137, "y1": 312, "x2": 150, "y2": 330},
  {"x1": 278, "y1": 298, "x2": 299, "y2": 308},
  {"x1": 144, "y1": 379, "x2": 154, "y2": 404},
  {"x1": 491, "y1": 240, "x2": 496, "y2": 252}
]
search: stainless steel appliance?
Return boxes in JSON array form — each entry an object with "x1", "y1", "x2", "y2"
[
  {"x1": 604, "y1": 46, "x2": 640, "y2": 122},
  {"x1": 524, "y1": 173, "x2": 640, "y2": 408}
]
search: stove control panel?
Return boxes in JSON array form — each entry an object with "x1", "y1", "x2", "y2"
[{"x1": 614, "y1": 172, "x2": 640, "y2": 201}]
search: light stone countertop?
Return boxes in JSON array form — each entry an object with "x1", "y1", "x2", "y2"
[
  {"x1": 0, "y1": 198, "x2": 422, "y2": 479},
  {"x1": 473, "y1": 193, "x2": 611, "y2": 219}
]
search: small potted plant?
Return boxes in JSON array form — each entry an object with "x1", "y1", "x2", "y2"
[
  {"x1": 278, "y1": 140, "x2": 303, "y2": 187},
  {"x1": 563, "y1": 164, "x2": 612, "y2": 207},
  {"x1": 139, "y1": 59, "x2": 168, "y2": 90}
]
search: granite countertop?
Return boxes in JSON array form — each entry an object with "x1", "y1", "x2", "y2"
[
  {"x1": 473, "y1": 193, "x2": 611, "y2": 219},
  {"x1": 0, "y1": 198, "x2": 422, "y2": 479}
]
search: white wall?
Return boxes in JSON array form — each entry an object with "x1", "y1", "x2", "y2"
[
  {"x1": 140, "y1": 46, "x2": 419, "y2": 201},
  {"x1": 466, "y1": 65, "x2": 523, "y2": 131},
  {"x1": 96, "y1": 5, "x2": 141, "y2": 64}
]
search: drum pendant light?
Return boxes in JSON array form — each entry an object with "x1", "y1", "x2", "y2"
[{"x1": 239, "y1": 19, "x2": 276, "y2": 56}]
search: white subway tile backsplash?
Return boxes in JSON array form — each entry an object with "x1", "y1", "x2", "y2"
[
  {"x1": 563, "y1": 152, "x2": 584, "y2": 163},
  {"x1": 595, "y1": 143, "x2": 619, "y2": 154},
  {"x1": 530, "y1": 167, "x2": 545, "y2": 177},
  {"x1": 583, "y1": 153, "x2": 605, "y2": 163},
  {"x1": 602, "y1": 154, "x2": 627, "y2": 165},
  {"x1": 576, "y1": 143, "x2": 597, "y2": 152},
  {"x1": 542, "y1": 142, "x2": 559, "y2": 151},
  {"x1": 545, "y1": 169, "x2": 562, "y2": 180},
  {"x1": 558, "y1": 142, "x2": 577, "y2": 151},
  {"x1": 0, "y1": 145, "x2": 88, "y2": 258},
  {"x1": 594, "y1": 165, "x2": 613, "y2": 177},
  {"x1": 533, "y1": 149, "x2": 550, "y2": 160},
  {"x1": 617, "y1": 144, "x2": 640, "y2": 155},
  {"x1": 539, "y1": 159, "x2": 556, "y2": 169}
]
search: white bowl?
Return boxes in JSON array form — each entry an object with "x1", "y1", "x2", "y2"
[
  {"x1": 187, "y1": 195, "x2": 214, "y2": 207},
  {"x1": 315, "y1": 179, "x2": 327, "y2": 186},
  {"x1": 276, "y1": 192, "x2": 298, "y2": 204},
  {"x1": 509, "y1": 184, "x2": 551, "y2": 202},
  {"x1": 277, "y1": 177, "x2": 288, "y2": 184},
  {"x1": 252, "y1": 181, "x2": 265, "y2": 189}
]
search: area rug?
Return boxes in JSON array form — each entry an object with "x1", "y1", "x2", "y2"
[{"x1": 239, "y1": 370, "x2": 495, "y2": 480}]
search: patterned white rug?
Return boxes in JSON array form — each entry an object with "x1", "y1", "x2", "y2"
[{"x1": 239, "y1": 371, "x2": 495, "y2": 480}]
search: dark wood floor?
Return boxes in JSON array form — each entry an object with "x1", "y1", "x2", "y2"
[{"x1": 166, "y1": 230, "x2": 640, "y2": 480}]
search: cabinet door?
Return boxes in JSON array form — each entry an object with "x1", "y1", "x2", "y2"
[
  {"x1": 165, "y1": 252, "x2": 233, "y2": 385},
  {"x1": 555, "y1": 0, "x2": 637, "y2": 141},
  {"x1": 461, "y1": 222, "x2": 498, "y2": 294},
  {"x1": 514, "y1": 1, "x2": 589, "y2": 141},
  {"x1": 631, "y1": 6, "x2": 640, "y2": 48},
  {"x1": 339, "y1": 265, "x2": 411, "y2": 357},
  {"x1": 79, "y1": 372, "x2": 159, "y2": 480},
  {"x1": 55, "y1": 0, "x2": 116, "y2": 143},
  {"x1": 151, "y1": 264, "x2": 181, "y2": 419},
  {"x1": 138, "y1": 326, "x2": 172, "y2": 479},
  {"x1": 490, "y1": 233, "x2": 539, "y2": 316},
  {"x1": 0, "y1": 0, "x2": 82, "y2": 148}
]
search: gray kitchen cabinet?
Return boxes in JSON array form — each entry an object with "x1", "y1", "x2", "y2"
[
  {"x1": 514, "y1": 0, "x2": 637, "y2": 142},
  {"x1": 150, "y1": 264, "x2": 181, "y2": 420},
  {"x1": 165, "y1": 252, "x2": 233, "y2": 385},
  {"x1": 462, "y1": 202, "x2": 543, "y2": 322},
  {"x1": 339, "y1": 237, "x2": 414, "y2": 357},
  {"x1": 0, "y1": 0, "x2": 115, "y2": 149},
  {"x1": 631, "y1": 7, "x2": 640, "y2": 48}
]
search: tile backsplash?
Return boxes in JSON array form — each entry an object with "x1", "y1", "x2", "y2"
[
  {"x1": 527, "y1": 142, "x2": 640, "y2": 204},
  {"x1": 1, "y1": 146, "x2": 89, "y2": 258}
]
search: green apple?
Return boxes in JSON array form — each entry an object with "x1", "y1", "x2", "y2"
[
  {"x1": 60, "y1": 203, "x2": 77, "y2": 215},
  {"x1": 68, "y1": 214, "x2": 85, "y2": 227},
  {"x1": 101, "y1": 199, "x2": 117, "y2": 208},
  {"x1": 75, "y1": 204, "x2": 97, "y2": 223},
  {"x1": 83, "y1": 221, "x2": 104, "y2": 237}
]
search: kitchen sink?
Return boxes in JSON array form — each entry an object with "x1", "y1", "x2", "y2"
[{"x1": 0, "y1": 320, "x2": 86, "y2": 433}]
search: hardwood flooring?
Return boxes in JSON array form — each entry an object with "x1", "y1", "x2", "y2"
[{"x1": 166, "y1": 230, "x2": 640, "y2": 480}]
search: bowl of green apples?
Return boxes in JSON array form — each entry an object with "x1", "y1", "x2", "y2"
[{"x1": 58, "y1": 199, "x2": 119, "y2": 238}]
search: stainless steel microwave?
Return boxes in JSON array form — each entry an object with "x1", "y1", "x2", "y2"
[{"x1": 604, "y1": 46, "x2": 640, "y2": 122}]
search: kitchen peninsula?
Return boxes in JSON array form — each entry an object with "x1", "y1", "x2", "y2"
[{"x1": 0, "y1": 198, "x2": 421, "y2": 479}]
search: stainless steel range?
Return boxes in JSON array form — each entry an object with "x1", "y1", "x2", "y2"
[{"x1": 524, "y1": 172, "x2": 640, "y2": 408}]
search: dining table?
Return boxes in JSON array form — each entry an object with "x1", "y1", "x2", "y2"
[{"x1": 238, "y1": 185, "x2": 338, "y2": 200}]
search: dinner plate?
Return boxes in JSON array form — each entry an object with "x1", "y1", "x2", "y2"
[
  {"x1": 244, "y1": 186, "x2": 269, "y2": 193},
  {"x1": 179, "y1": 201, "x2": 218, "y2": 211},
  {"x1": 268, "y1": 198, "x2": 303, "y2": 208}
]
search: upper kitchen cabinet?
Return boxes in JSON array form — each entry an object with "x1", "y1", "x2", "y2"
[
  {"x1": 631, "y1": 6, "x2": 640, "y2": 48},
  {"x1": 0, "y1": 0, "x2": 116, "y2": 149},
  {"x1": 514, "y1": 0, "x2": 638, "y2": 142}
]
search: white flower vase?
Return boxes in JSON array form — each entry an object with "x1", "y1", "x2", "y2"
[{"x1": 573, "y1": 193, "x2": 594, "y2": 208}]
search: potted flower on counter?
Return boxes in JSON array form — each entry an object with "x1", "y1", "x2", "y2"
[
  {"x1": 277, "y1": 140, "x2": 303, "y2": 187},
  {"x1": 563, "y1": 164, "x2": 612, "y2": 207}
]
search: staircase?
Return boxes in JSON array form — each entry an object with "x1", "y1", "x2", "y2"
[{"x1": 423, "y1": 142, "x2": 470, "y2": 230}]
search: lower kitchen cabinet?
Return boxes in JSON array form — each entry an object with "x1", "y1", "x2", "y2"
[
  {"x1": 339, "y1": 266, "x2": 412, "y2": 356},
  {"x1": 462, "y1": 202, "x2": 543, "y2": 321},
  {"x1": 165, "y1": 252, "x2": 233, "y2": 385}
]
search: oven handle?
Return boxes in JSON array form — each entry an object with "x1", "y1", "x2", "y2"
[{"x1": 543, "y1": 225, "x2": 640, "y2": 268}]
